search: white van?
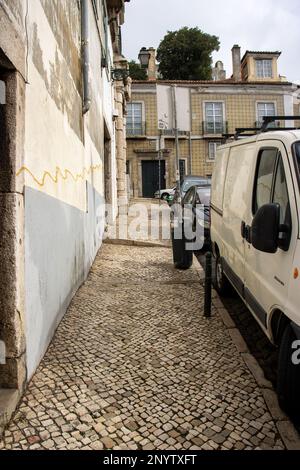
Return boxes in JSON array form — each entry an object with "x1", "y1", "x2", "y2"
[{"x1": 211, "y1": 129, "x2": 300, "y2": 422}]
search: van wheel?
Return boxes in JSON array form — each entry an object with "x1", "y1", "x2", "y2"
[
  {"x1": 277, "y1": 324, "x2": 300, "y2": 425},
  {"x1": 213, "y1": 255, "x2": 231, "y2": 296}
]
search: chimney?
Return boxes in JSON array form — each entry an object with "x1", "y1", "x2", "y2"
[
  {"x1": 147, "y1": 47, "x2": 157, "y2": 81},
  {"x1": 232, "y1": 45, "x2": 242, "y2": 81}
]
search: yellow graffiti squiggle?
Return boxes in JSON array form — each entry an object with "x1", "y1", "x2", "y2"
[{"x1": 16, "y1": 164, "x2": 102, "y2": 188}]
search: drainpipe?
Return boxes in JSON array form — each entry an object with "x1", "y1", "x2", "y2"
[{"x1": 81, "y1": 0, "x2": 91, "y2": 114}]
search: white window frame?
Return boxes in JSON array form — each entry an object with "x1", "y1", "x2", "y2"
[
  {"x1": 207, "y1": 141, "x2": 221, "y2": 162},
  {"x1": 203, "y1": 101, "x2": 226, "y2": 134},
  {"x1": 256, "y1": 59, "x2": 273, "y2": 79},
  {"x1": 256, "y1": 101, "x2": 277, "y2": 126},
  {"x1": 127, "y1": 101, "x2": 145, "y2": 135}
]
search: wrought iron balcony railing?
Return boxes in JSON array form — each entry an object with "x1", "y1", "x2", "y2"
[
  {"x1": 255, "y1": 120, "x2": 281, "y2": 129},
  {"x1": 160, "y1": 129, "x2": 189, "y2": 137},
  {"x1": 202, "y1": 121, "x2": 228, "y2": 135},
  {"x1": 126, "y1": 123, "x2": 146, "y2": 137}
]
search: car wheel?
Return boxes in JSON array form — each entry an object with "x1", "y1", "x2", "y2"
[
  {"x1": 213, "y1": 255, "x2": 231, "y2": 296},
  {"x1": 171, "y1": 226, "x2": 193, "y2": 270},
  {"x1": 277, "y1": 323, "x2": 300, "y2": 425}
]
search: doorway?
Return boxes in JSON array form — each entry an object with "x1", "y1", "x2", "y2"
[{"x1": 141, "y1": 160, "x2": 166, "y2": 198}]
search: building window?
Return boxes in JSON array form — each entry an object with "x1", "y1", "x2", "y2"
[
  {"x1": 204, "y1": 102, "x2": 224, "y2": 134},
  {"x1": 126, "y1": 161, "x2": 130, "y2": 175},
  {"x1": 208, "y1": 142, "x2": 221, "y2": 161},
  {"x1": 127, "y1": 102, "x2": 144, "y2": 135},
  {"x1": 179, "y1": 159, "x2": 186, "y2": 180},
  {"x1": 256, "y1": 59, "x2": 273, "y2": 79},
  {"x1": 257, "y1": 102, "x2": 276, "y2": 126}
]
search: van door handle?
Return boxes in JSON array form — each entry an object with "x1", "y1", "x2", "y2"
[
  {"x1": 241, "y1": 221, "x2": 246, "y2": 238},
  {"x1": 241, "y1": 221, "x2": 251, "y2": 243}
]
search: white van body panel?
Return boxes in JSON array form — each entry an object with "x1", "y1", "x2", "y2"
[
  {"x1": 222, "y1": 143, "x2": 256, "y2": 293},
  {"x1": 211, "y1": 130, "x2": 300, "y2": 339},
  {"x1": 287, "y1": 243, "x2": 300, "y2": 327},
  {"x1": 211, "y1": 147, "x2": 230, "y2": 212},
  {"x1": 243, "y1": 140, "x2": 298, "y2": 337}
]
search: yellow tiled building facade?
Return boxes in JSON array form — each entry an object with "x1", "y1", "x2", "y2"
[{"x1": 126, "y1": 49, "x2": 297, "y2": 198}]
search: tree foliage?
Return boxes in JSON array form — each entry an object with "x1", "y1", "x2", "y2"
[
  {"x1": 157, "y1": 27, "x2": 220, "y2": 80},
  {"x1": 128, "y1": 61, "x2": 147, "y2": 80}
]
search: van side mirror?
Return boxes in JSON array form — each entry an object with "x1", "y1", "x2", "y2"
[{"x1": 251, "y1": 203, "x2": 280, "y2": 254}]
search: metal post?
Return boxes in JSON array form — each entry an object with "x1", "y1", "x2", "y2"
[
  {"x1": 171, "y1": 86, "x2": 181, "y2": 198},
  {"x1": 204, "y1": 251, "x2": 212, "y2": 317},
  {"x1": 188, "y1": 131, "x2": 192, "y2": 175},
  {"x1": 158, "y1": 130, "x2": 162, "y2": 205}
]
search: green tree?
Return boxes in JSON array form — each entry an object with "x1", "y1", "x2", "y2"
[
  {"x1": 128, "y1": 60, "x2": 147, "y2": 80},
  {"x1": 157, "y1": 27, "x2": 220, "y2": 80}
]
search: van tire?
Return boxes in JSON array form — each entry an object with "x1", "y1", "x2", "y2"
[
  {"x1": 213, "y1": 255, "x2": 231, "y2": 296},
  {"x1": 171, "y1": 227, "x2": 193, "y2": 270},
  {"x1": 277, "y1": 324, "x2": 300, "y2": 424}
]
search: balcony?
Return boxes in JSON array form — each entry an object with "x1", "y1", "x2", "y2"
[
  {"x1": 255, "y1": 120, "x2": 281, "y2": 129},
  {"x1": 160, "y1": 129, "x2": 189, "y2": 138},
  {"x1": 202, "y1": 121, "x2": 228, "y2": 136},
  {"x1": 126, "y1": 123, "x2": 146, "y2": 138}
]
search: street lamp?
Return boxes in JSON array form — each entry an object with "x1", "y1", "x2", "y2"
[{"x1": 138, "y1": 47, "x2": 150, "y2": 68}]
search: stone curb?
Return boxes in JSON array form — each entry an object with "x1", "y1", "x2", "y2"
[
  {"x1": 193, "y1": 258, "x2": 300, "y2": 449},
  {"x1": 104, "y1": 238, "x2": 171, "y2": 248},
  {"x1": 212, "y1": 293, "x2": 300, "y2": 450}
]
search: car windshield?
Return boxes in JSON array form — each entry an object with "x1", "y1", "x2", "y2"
[
  {"x1": 182, "y1": 179, "x2": 209, "y2": 192},
  {"x1": 197, "y1": 188, "x2": 211, "y2": 206}
]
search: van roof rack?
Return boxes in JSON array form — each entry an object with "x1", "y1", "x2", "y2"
[
  {"x1": 261, "y1": 115, "x2": 300, "y2": 132},
  {"x1": 222, "y1": 116, "x2": 300, "y2": 141}
]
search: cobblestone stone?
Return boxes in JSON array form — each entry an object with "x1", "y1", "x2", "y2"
[{"x1": 0, "y1": 242, "x2": 288, "y2": 450}]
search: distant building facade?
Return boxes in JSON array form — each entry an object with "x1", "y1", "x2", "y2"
[
  {"x1": 0, "y1": 0, "x2": 130, "y2": 429},
  {"x1": 126, "y1": 46, "x2": 298, "y2": 198}
]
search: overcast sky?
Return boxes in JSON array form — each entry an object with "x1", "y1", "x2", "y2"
[{"x1": 122, "y1": 0, "x2": 300, "y2": 83}]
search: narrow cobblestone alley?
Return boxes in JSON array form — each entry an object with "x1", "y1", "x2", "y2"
[{"x1": 0, "y1": 242, "x2": 288, "y2": 450}]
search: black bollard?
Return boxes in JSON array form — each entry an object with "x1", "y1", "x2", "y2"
[{"x1": 204, "y1": 251, "x2": 212, "y2": 317}]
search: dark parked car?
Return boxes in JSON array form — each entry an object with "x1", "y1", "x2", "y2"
[
  {"x1": 172, "y1": 175, "x2": 211, "y2": 205},
  {"x1": 181, "y1": 185, "x2": 211, "y2": 250},
  {"x1": 171, "y1": 183, "x2": 211, "y2": 269}
]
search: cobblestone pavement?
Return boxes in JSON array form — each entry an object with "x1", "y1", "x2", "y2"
[
  {"x1": 0, "y1": 244, "x2": 286, "y2": 450},
  {"x1": 196, "y1": 252, "x2": 278, "y2": 386}
]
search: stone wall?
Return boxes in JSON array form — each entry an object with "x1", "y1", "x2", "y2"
[{"x1": 0, "y1": 0, "x2": 124, "y2": 388}]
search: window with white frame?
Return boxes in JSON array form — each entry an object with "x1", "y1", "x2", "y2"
[
  {"x1": 208, "y1": 142, "x2": 221, "y2": 161},
  {"x1": 204, "y1": 102, "x2": 224, "y2": 133},
  {"x1": 257, "y1": 102, "x2": 276, "y2": 126},
  {"x1": 256, "y1": 59, "x2": 273, "y2": 79},
  {"x1": 127, "y1": 102, "x2": 144, "y2": 135}
]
